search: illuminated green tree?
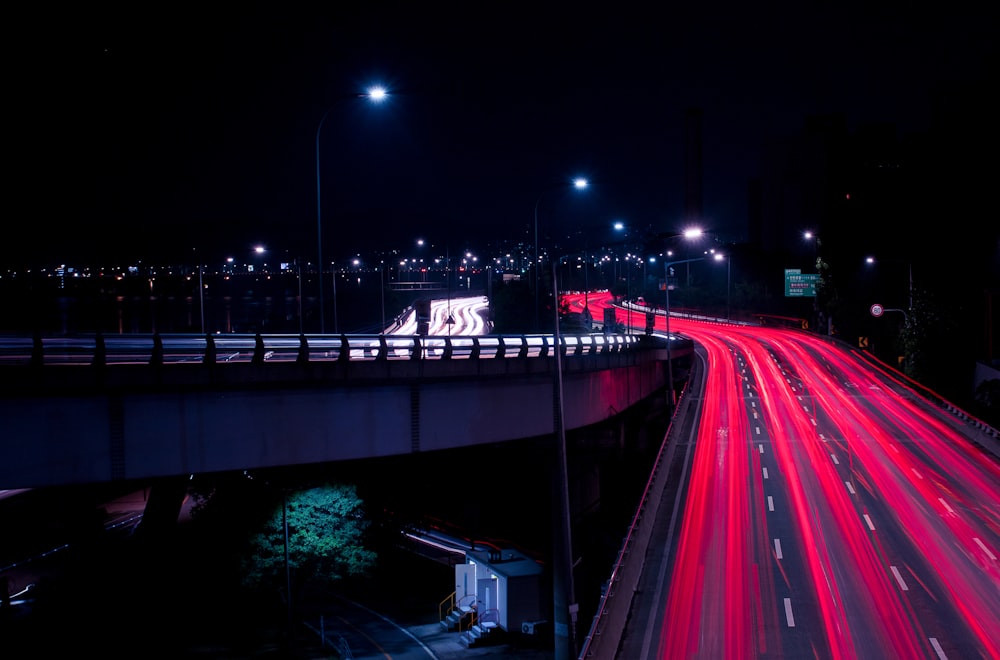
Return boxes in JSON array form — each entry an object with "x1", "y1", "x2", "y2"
[{"x1": 241, "y1": 483, "x2": 376, "y2": 593}]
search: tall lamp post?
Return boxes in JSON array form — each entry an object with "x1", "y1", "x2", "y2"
[
  {"x1": 315, "y1": 85, "x2": 388, "y2": 334},
  {"x1": 199, "y1": 262, "x2": 205, "y2": 334},
  {"x1": 624, "y1": 256, "x2": 630, "y2": 334},
  {"x1": 192, "y1": 247, "x2": 206, "y2": 334},
  {"x1": 551, "y1": 253, "x2": 578, "y2": 660},
  {"x1": 865, "y1": 255, "x2": 914, "y2": 311},
  {"x1": 712, "y1": 251, "x2": 731, "y2": 320},
  {"x1": 664, "y1": 257, "x2": 702, "y2": 405},
  {"x1": 534, "y1": 177, "x2": 589, "y2": 333},
  {"x1": 296, "y1": 259, "x2": 304, "y2": 334},
  {"x1": 865, "y1": 255, "x2": 914, "y2": 366},
  {"x1": 660, "y1": 228, "x2": 707, "y2": 405},
  {"x1": 612, "y1": 222, "x2": 636, "y2": 334},
  {"x1": 379, "y1": 259, "x2": 386, "y2": 334}
]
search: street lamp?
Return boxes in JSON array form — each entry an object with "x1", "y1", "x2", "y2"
[
  {"x1": 379, "y1": 259, "x2": 387, "y2": 335},
  {"x1": 199, "y1": 262, "x2": 205, "y2": 334},
  {"x1": 664, "y1": 257, "x2": 701, "y2": 405},
  {"x1": 712, "y1": 250, "x2": 731, "y2": 320},
  {"x1": 551, "y1": 253, "x2": 578, "y2": 660},
  {"x1": 534, "y1": 177, "x2": 589, "y2": 332},
  {"x1": 865, "y1": 255, "x2": 914, "y2": 311},
  {"x1": 661, "y1": 228, "x2": 707, "y2": 405},
  {"x1": 192, "y1": 247, "x2": 205, "y2": 334},
  {"x1": 315, "y1": 85, "x2": 388, "y2": 334},
  {"x1": 296, "y1": 258, "x2": 304, "y2": 334},
  {"x1": 864, "y1": 255, "x2": 913, "y2": 369},
  {"x1": 612, "y1": 222, "x2": 636, "y2": 334}
]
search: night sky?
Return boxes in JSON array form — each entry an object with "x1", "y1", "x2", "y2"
[{"x1": 9, "y1": 3, "x2": 996, "y2": 269}]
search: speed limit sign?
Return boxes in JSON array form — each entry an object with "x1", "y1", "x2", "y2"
[{"x1": 870, "y1": 303, "x2": 884, "y2": 317}]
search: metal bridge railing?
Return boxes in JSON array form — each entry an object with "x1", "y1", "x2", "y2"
[{"x1": 0, "y1": 332, "x2": 646, "y2": 368}]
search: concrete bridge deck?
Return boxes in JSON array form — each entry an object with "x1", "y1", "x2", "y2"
[{"x1": 0, "y1": 332, "x2": 692, "y2": 489}]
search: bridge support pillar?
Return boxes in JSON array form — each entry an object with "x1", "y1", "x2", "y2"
[{"x1": 133, "y1": 476, "x2": 189, "y2": 541}]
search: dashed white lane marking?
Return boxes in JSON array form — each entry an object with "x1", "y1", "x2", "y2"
[
  {"x1": 830, "y1": 453, "x2": 839, "y2": 465},
  {"x1": 890, "y1": 565, "x2": 909, "y2": 591},
  {"x1": 784, "y1": 598, "x2": 795, "y2": 627},
  {"x1": 912, "y1": 467, "x2": 923, "y2": 479},
  {"x1": 762, "y1": 467, "x2": 769, "y2": 480},
  {"x1": 767, "y1": 496, "x2": 774, "y2": 512},
  {"x1": 863, "y1": 514, "x2": 875, "y2": 531},
  {"x1": 938, "y1": 498, "x2": 955, "y2": 515},
  {"x1": 759, "y1": 444, "x2": 764, "y2": 454},
  {"x1": 929, "y1": 637, "x2": 948, "y2": 659},
  {"x1": 973, "y1": 537, "x2": 997, "y2": 561},
  {"x1": 845, "y1": 481, "x2": 856, "y2": 495},
  {"x1": 774, "y1": 538, "x2": 783, "y2": 559}
]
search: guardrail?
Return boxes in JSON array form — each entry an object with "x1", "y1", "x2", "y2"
[
  {"x1": 0, "y1": 332, "x2": 646, "y2": 367},
  {"x1": 576, "y1": 359, "x2": 697, "y2": 659}
]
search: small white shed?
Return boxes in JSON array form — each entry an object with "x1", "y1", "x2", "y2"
[{"x1": 454, "y1": 546, "x2": 546, "y2": 632}]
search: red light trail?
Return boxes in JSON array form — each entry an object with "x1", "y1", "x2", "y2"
[{"x1": 574, "y1": 292, "x2": 1000, "y2": 659}]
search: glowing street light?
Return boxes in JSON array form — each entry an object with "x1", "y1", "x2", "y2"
[
  {"x1": 534, "y1": 176, "x2": 589, "y2": 332},
  {"x1": 865, "y1": 254, "x2": 914, "y2": 311},
  {"x1": 315, "y1": 85, "x2": 389, "y2": 334},
  {"x1": 612, "y1": 221, "x2": 637, "y2": 333},
  {"x1": 712, "y1": 250, "x2": 731, "y2": 320},
  {"x1": 661, "y1": 227, "x2": 707, "y2": 405}
]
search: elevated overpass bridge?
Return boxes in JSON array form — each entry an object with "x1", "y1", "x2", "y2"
[
  {"x1": 0, "y1": 312, "x2": 695, "y2": 660},
  {"x1": 0, "y1": 331, "x2": 691, "y2": 490}
]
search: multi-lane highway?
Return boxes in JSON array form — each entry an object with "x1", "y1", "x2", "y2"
[
  {"x1": 575, "y1": 291, "x2": 1000, "y2": 659},
  {"x1": 4, "y1": 287, "x2": 997, "y2": 658}
]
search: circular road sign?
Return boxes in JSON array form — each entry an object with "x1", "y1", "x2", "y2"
[{"x1": 870, "y1": 303, "x2": 884, "y2": 317}]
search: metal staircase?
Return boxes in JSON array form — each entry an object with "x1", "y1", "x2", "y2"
[
  {"x1": 439, "y1": 593, "x2": 506, "y2": 648},
  {"x1": 459, "y1": 607, "x2": 502, "y2": 648},
  {"x1": 439, "y1": 592, "x2": 477, "y2": 632}
]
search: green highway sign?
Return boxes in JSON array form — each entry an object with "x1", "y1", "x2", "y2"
[{"x1": 785, "y1": 268, "x2": 818, "y2": 297}]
